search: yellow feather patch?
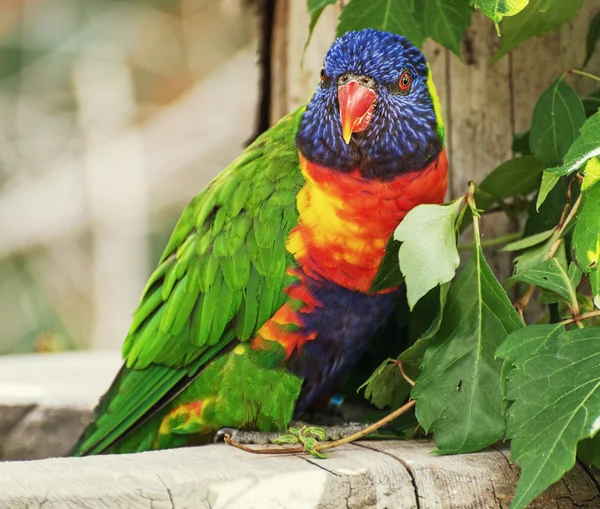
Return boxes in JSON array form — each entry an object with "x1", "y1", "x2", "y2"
[{"x1": 426, "y1": 63, "x2": 445, "y2": 141}]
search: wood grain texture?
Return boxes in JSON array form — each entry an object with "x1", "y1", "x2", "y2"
[
  {"x1": 0, "y1": 444, "x2": 416, "y2": 509},
  {"x1": 0, "y1": 441, "x2": 599, "y2": 508}
]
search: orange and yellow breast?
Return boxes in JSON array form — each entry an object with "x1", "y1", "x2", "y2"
[{"x1": 287, "y1": 151, "x2": 448, "y2": 293}]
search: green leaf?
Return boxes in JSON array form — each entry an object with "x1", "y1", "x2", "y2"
[
  {"x1": 547, "y1": 110, "x2": 600, "y2": 177},
  {"x1": 473, "y1": 0, "x2": 528, "y2": 23},
  {"x1": 411, "y1": 244, "x2": 523, "y2": 454},
  {"x1": 398, "y1": 282, "x2": 450, "y2": 365},
  {"x1": 307, "y1": 0, "x2": 338, "y2": 41},
  {"x1": 337, "y1": 0, "x2": 426, "y2": 47},
  {"x1": 527, "y1": 176, "x2": 569, "y2": 234},
  {"x1": 496, "y1": 323, "x2": 563, "y2": 365},
  {"x1": 582, "y1": 156, "x2": 600, "y2": 191},
  {"x1": 512, "y1": 130, "x2": 532, "y2": 156},
  {"x1": 582, "y1": 96, "x2": 600, "y2": 117},
  {"x1": 496, "y1": 323, "x2": 564, "y2": 400},
  {"x1": 511, "y1": 258, "x2": 578, "y2": 307},
  {"x1": 492, "y1": 0, "x2": 583, "y2": 63},
  {"x1": 370, "y1": 238, "x2": 404, "y2": 293},
  {"x1": 592, "y1": 267, "x2": 600, "y2": 309},
  {"x1": 358, "y1": 358, "x2": 391, "y2": 394},
  {"x1": 394, "y1": 198, "x2": 463, "y2": 310},
  {"x1": 500, "y1": 327, "x2": 600, "y2": 509},
  {"x1": 584, "y1": 10, "x2": 600, "y2": 67},
  {"x1": 536, "y1": 172, "x2": 560, "y2": 210},
  {"x1": 502, "y1": 229, "x2": 553, "y2": 252},
  {"x1": 529, "y1": 78, "x2": 586, "y2": 167},
  {"x1": 573, "y1": 181, "x2": 600, "y2": 278},
  {"x1": 414, "y1": 0, "x2": 472, "y2": 57},
  {"x1": 363, "y1": 362, "x2": 411, "y2": 409},
  {"x1": 578, "y1": 433, "x2": 600, "y2": 468},
  {"x1": 479, "y1": 155, "x2": 544, "y2": 200}
]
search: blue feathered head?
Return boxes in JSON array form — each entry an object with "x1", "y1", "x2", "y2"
[{"x1": 296, "y1": 29, "x2": 444, "y2": 180}]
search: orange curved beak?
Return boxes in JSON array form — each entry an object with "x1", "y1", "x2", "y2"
[{"x1": 338, "y1": 81, "x2": 377, "y2": 144}]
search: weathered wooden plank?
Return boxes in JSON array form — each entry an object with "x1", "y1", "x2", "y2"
[
  {"x1": 1, "y1": 440, "x2": 598, "y2": 508},
  {"x1": 0, "y1": 444, "x2": 415, "y2": 509},
  {"x1": 363, "y1": 441, "x2": 600, "y2": 509},
  {"x1": 493, "y1": 442, "x2": 600, "y2": 508}
]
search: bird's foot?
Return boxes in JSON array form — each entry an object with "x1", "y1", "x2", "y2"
[{"x1": 213, "y1": 428, "x2": 284, "y2": 445}]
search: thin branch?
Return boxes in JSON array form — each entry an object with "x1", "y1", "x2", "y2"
[
  {"x1": 391, "y1": 359, "x2": 415, "y2": 386},
  {"x1": 224, "y1": 399, "x2": 417, "y2": 455},
  {"x1": 561, "y1": 310, "x2": 600, "y2": 326},
  {"x1": 569, "y1": 69, "x2": 600, "y2": 84}
]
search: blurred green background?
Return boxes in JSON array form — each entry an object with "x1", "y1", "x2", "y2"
[{"x1": 0, "y1": 0, "x2": 259, "y2": 354}]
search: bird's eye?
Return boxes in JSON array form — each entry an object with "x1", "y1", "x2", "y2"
[
  {"x1": 320, "y1": 68, "x2": 326, "y2": 82},
  {"x1": 399, "y1": 71, "x2": 412, "y2": 92}
]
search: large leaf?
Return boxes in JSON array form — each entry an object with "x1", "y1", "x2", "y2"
[
  {"x1": 337, "y1": 0, "x2": 426, "y2": 47},
  {"x1": 492, "y1": 0, "x2": 583, "y2": 63},
  {"x1": 547, "y1": 110, "x2": 600, "y2": 177},
  {"x1": 496, "y1": 323, "x2": 564, "y2": 399},
  {"x1": 499, "y1": 327, "x2": 600, "y2": 509},
  {"x1": 473, "y1": 0, "x2": 528, "y2": 23},
  {"x1": 584, "y1": 10, "x2": 600, "y2": 67},
  {"x1": 411, "y1": 245, "x2": 523, "y2": 454},
  {"x1": 307, "y1": 0, "x2": 338, "y2": 40},
  {"x1": 415, "y1": 0, "x2": 472, "y2": 57},
  {"x1": 529, "y1": 78, "x2": 586, "y2": 167},
  {"x1": 478, "y1": 155, "x2": 544, "y2": 200},
  {"x1": 511, "y1": 258, "x2": 578, "y2": 308},
  {"x1": 394, "y1": 197, "x2": 463, "y2": 310}
]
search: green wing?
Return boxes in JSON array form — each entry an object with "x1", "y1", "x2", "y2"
[{"x1": 72, "y1": 108, "x2": 306, "y2": 456}]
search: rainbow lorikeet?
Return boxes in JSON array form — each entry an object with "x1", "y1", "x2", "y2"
[{"x1": 72, "y1": 28, "x2": 447, "y2": 455}]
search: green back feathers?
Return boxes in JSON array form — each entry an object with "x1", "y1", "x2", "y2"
[{"x1": 72, "y1": 108, "x2": 306, "y2": 456}]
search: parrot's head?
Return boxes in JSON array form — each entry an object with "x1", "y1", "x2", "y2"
[{"x1": 296, "y1": 29, "x2": 444, "y2": 180}]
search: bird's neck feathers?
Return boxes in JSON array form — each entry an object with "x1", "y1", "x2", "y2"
[{"x1": 286, "y1": 150, "x2": 448, "y2": 293}]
